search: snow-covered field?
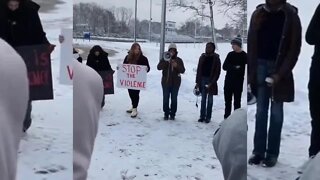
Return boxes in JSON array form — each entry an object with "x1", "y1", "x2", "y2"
[
  {"x1": 74, "y1": 39, "x2": 247, "y2": 180},
  {"x1": 247, "y1": 0, "x2": 319, "y2": 180},
  {"x1": 17, "y1": 1, "x2": 73, "y2": 179}
]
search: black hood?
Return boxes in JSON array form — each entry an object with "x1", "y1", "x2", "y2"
[{"x1": 89, "y1": 45, "x2": 108, "y2": 56}]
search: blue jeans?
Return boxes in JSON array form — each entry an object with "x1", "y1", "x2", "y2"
[
  {"x1": 200, "y1": 77, "x2": 213, "y2": 120},
  {"x1": 162, "y1": 86, "x2": 179, "y2": 117},
  {"x1": 253, "y1": 60, "x2": 284, "y2": 158}
]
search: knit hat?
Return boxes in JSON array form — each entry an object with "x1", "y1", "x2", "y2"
[
  {"x1": 168, "y1": 43, "x2": 177, "y2": 50},
  {"x1": 231, "y1": 36, "x2": 242, "y2": 48}
]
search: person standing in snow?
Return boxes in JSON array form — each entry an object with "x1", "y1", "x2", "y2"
[
  {"x1": 247, "y1": 0, "x2": 302, "y2": 167},
  {"x1": 157, "y1": 43, "x2": 185, "y2": 120},
  {"x1": 123, "y1": 43, "x2": 150, "y2": 118},
  {"x1": 73, "y1": 60, "x2": 104, "y2": 180},
  {"x1": 0, "y1": 39, "x2": 29, "y2": 180},
  {"x1": 306, "y1": 3, "x2": 320, "y2": 161},
  {"x1": 0, "y1": 0, "x2": 54, "y2": 132},
  {"x1": 195, "y1": 42, "x2": 221, "y2": 123},
  {"x1": 223, "y1": 36, "x2": 247, "y2": 119},
  {"x1": 86, "y1": 45, "x2": 114, "y2": 108}
]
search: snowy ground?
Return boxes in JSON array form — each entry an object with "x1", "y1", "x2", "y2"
[
  {"x1": 74, "y1": 39, "x2": 247, "y2": 180},
  {"x1": 17, "y1": 1, "x2": 73, "y2": 179},
  {"x1": 247, "y1": 0, "x2": 319, "y2": 179}
]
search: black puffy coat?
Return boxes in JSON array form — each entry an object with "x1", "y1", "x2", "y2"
[
  {"x1": 0, "y1": 0, "x2": 49, "y2": 47},
  {"x1": 86, "y1": 45, "x2": 113, "y2": 72}
]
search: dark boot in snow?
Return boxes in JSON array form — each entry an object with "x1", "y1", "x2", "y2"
[
  {"x1": 262, "y1": 156, "x2": 278, "y2": 167},
  {"x1": 248, "y1": 154, "x2": 265, "y2": 165}
]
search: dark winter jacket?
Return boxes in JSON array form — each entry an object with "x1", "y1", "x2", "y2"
[
  {"x1": 157, "y1": 57, "x2": 185, "y2": 87},
  {"x1": 196, "y1": 53, "x2": 221, "y2": 95},
  {"x1": 248, "y1": 3, "x2": 302, "y2": 102},
  {"x1": 86, "y1": 46, "x2": 113, "y2": 72},
  {"x1": 0, "y1": 0, "x2": 49, "y2": 47},
  {"x1": 123, "y1": 54, "x2": 150, "y2": 73},
  {"x1": 306, "y1": 4, "x2": 320, "y2": 89},
  {"x1": 223, "y1": 51, "x2": 247, "y2": 91}
]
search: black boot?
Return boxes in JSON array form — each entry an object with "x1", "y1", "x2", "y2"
[
  {"x1": 248, "y1": 154, "x2": 265, "y2": 165},
  {"x1": 262, "y1": 155, "x2": 278, "y2": 167},
  {"x1": 198, "y1": 118, "x2": 204, "y2": 123}
]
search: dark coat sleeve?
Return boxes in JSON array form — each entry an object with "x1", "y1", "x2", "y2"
[
  {"x1": 210, "y1": 55, "x2": 221, "y2": 85},
  {"x1": 175, "y1": 58, "x2": 185, "y2": 74},
  {"x1": 223, "y1": 53, "x2": 231, "y2": 71},
  {"x1": 277, "y1": 12, "x2": 302, "y2": 80},
  {"x1": 27, "y1": 7, "x2": 49, "y2": 45},
  {"x1": 247, "y1": 11, "x2": 257, "y2": 85},
  {"x1": 195, "y1": 55, "x2": 203, "y2": 85},
  {"x1": 306, "y1": 4, "x2": 320, "y2": 45},
  {"x1": 86, "y1": 54, "x2": 94, "y2": 68},
  {"x1": 102, "y1": 54, "x2": 112, "y2": 71},
  {"x1": 123, "y1": 56, "x2": 128, "y2": 64},
  {"x1": 143, "y1": 56, "x2": 150, "y2": 73},
  {"x1": 157, "y1": 59, "x2": 169, "y2": 70}
]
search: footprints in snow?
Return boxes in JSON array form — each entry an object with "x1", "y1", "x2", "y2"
[{"x1": 34, "y1": 165, "x2": 66, "y2": 175}]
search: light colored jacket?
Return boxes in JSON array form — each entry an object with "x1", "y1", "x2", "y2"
[
  {"x1": 213, "y1": 109, "x2": 247, "y2": 180},
  {"x1": 300, "y1": 153, "x2": 320, "y2": 180},
  {"x1": 73, "y1": 61, "x2": 103, "y2": 180},
  {"x1": 0, "y1": 39, "x2": 29, "y2": 180}
]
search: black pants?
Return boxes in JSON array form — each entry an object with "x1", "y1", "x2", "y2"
[
  {"x1": 309, "y1": 63, "x2": 320, "y2": 157},
  {"x1": 128, "y1": 89, "x2": 140, "y2": 108},
  {"x1": 224, "y1": 85, "x2": 242, "y2": 119},
  {"x1": 23, "y1": 100, "x2": 32, "y2": 131}
]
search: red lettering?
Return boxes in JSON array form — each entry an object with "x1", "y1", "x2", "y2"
[
  {"x1": 104, "y1": 82, "x2": 112, "y2": 89},
  {"x1": 39, "y1": 52, "x2": 49, "y2": 66},
  {"x1": 136, "y1": 66, "x2": 141, "y2": 75},
  {"x1": 122, "y1": 64, "x2": 129, "y2": 73},
  {"x1": 28, "y1": 71, "x2": 49, "y2": 86},
  {"x1": 67, "y1": 66, "x2": 73, "y2": 80}
]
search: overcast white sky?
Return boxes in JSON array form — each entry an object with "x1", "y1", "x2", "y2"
[{"x1": 74, "y1": 0, "x2": 239, "y2": 29}]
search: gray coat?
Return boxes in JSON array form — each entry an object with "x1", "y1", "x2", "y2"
[
  {"x1": 0, "y1": 39, "x2": 29, "y2": 180},
  {"x1": 213, "y1": 109, "x2": 247, "y2": 180},
  {"x1": 73, "y1": 61, "x2": 103, "y2": 180}
]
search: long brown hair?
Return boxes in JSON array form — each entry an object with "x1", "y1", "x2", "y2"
[{"x1": 127, "y1": 43, "x2": 142, "y2": 64}]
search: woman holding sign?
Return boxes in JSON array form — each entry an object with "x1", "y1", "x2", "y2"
[
  {"x1": 123, "y1": 43, "x2": 150, "y2": 118},
  {"x1": 0, "y1": 0, "x2": 55, "y2": 132},
  {"x1": 86, "y1": 45, "x2": 114, "y2": 108}
]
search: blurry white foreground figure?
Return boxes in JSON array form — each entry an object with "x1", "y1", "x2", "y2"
[
  {"x1": 0, "y1": 39, "x2": 29, "y2": 180},
  {"x1": 73, "y1": 61, "x2": 103, "y2": 180},
  {"x1": 298, "y1": 153, "x2": 320, "y2": 180},
  {"x1": 213, "y1": 109, "x2": 247, "y2": 180}
]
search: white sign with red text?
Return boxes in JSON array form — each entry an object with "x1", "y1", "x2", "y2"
[
  {"x1": 117, "y1": 64, "x2": 147, "y2": 90},
  {"x1": 59, "y1": 28, "x2": 73, "y2": 85}
]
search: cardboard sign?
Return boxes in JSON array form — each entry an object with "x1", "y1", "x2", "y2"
[
  {"x1": 98, "y1": 71, "x2": 114, "y2": 95},
  {"x1": 59, "y1": 28, "x2": 73, "y2": 85},
  {"x1": 117, "y1": 64, "x2": 147, "y2": 90},
  {"x1": 15, "y1": 45, "x2": 54, "y2": 101}
]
